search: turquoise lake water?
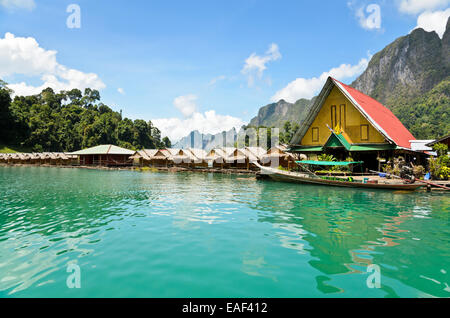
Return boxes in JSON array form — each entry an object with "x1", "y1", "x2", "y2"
[{"x1": 0, "y1": 166, "x2": 449, "y2": 297}]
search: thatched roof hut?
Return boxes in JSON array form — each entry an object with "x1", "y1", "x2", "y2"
[
  {"x1": 226, "y1": 148, "x2": 248, "y2": 163},
  {"x1": 29, "y1": 153, "x2": 41, "y2": 160},
  {"x1": 205, "y1": 148, "x2": 227, "y2": 163},
  {"x1": 261, "y1": 145, "x2": 296, "y2": 168},
  {"x1": 244, "y1": 147, "x2": 267, "y2": 162},
  {"x1": 166, "y1": 148, "x2": 197, "y2": 164},
  {"x1": 187, "y1": 148, "x2": 207, "y2": 163},
  {"x1": 130, "y1": 150, "x2": 152, "y2": 161},
  {"x1": 221, "y1": 147, "x2": 236, "y2": 157},
  {"x1": 131, "y1": 149, "x2": 171, "y2": 167},
  {"x1": 9, "y1": 153, "x2": 20, "y2": 160}
]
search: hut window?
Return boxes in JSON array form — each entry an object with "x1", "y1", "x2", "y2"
[
  {"x1": 312, "y1": 127, "x2": 319, "y2": 142},
  {"x1": 331, "y1": 105, "x2": 337, "y2": 128},
  {"x1": 339, "y1": 104, "x2": 346, "y2": 129},
  {"x1": 360, "y1": 124, "x2": 369, "y2": 141}
]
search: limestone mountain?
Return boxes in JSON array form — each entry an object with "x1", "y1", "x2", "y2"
[
  {"x1": 351, "y1": 18, "x2": 450, "y2": 138},
  {"x1": 248, "y1": 98, "x2": 313, "y2": 128},
  {"x1": 353, "y1": 24, "x2": 449, "y2": 105},
  {"x1": 173, "y1": 127, "x2": 239, "y2": 150}
]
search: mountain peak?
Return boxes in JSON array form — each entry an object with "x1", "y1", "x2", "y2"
[{"x1": 352, "y1": 24, "x2": 448, "y2": 104}]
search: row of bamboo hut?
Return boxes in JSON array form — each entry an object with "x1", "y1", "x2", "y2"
[
  {"x1": 0, "y1": 152, "x2": 78, "y2": 165},
  {"x1": 0, "y1": 145, "x2": 297, "y2": 170},
  {"x1": 131, "y1": 146, "x2": 297, "y2": 170}
]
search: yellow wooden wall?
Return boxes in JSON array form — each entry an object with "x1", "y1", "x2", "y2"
[{"x1": 301, "y1": 86, "x2": 386, "y2": 146}]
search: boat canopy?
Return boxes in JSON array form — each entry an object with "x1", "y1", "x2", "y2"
[{"x1": 296, "y1": 160, "x2": 363, "y2": 166}]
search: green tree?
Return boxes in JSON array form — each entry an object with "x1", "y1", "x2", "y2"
[
  {"x1": 0, "y1": 81, "x2": 13, "y2": 143},
  {"x1": 162, "y1": 136, "x2": 171, "y2": 148},
  {"x1": 0, "y1": 83, "x2": 166, "y2": 152}
]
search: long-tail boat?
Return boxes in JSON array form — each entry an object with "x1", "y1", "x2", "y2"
[{"x1": 255, "y1": 161, "x2": 423, "y2": 191}]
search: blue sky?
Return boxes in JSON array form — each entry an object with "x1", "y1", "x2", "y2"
[{"x1": 0, "y1": 0, "x2": 449, "y2": 141}]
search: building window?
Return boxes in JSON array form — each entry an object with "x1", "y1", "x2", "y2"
[
  {"x1": 331, "y1": 105, "x2": 337, "y2": 128},
  {"x1": 360, "y1": 124, "x2": 369, "y2": 141},
  {"x1": 339, "y1": 104, "x2": 346, "y2": 129},
  {"x1": 312, "y1": 127, "x2": 319, "y2": 142}
]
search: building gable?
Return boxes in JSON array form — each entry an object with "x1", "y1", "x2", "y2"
[
  {"x1": 291, "y1": 77, "x2": 415, "y2": 149},
  {"x1": 300, "y1": 86, "x2": 385, "y2": 146}
]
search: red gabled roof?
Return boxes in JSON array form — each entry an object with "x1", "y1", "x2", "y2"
[{"x1": 332, "y1": 78, "x2": 415, "y2": 149}]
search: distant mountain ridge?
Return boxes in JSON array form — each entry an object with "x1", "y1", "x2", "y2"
[
  {"x1": 248, "y1": 98, "x2": 313, "y2": 128},
  {"x1": 173, "y1": 128, "x2": 239, "y2": 150}
]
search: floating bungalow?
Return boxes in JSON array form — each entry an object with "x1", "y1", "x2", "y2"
[
  {"x1": 187, "y1": 148, "x2": 208, "y2": 168},
  {"x1": 290, "y1": 76, "x2": 423, "y2": 170},
  {"x1": 165, "y1": 148, "x2": 194, "y2": 167},
  {"x1": 226, "y1": 148, "x2": 249, "y2": 169},
  {"x1": 131, "y1": 149, "x2": 171, "y2": 167},
  {"x1": 0, "y1": 152, "x2": 76, "y2": 165},
  {"x1": 205, "y1": 148, "x2": 229, "y2": 168},
  {"x1": 245, "y1": 146, "x2": 267, "y2": 161},
  {"x1": 69, "y1": 144, "x2": 136, "y2": 167},
  {"x1": 261, "y1": 145, "x2": 297, "y2": 169}
]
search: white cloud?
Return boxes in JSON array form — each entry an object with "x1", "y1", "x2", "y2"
[
  {"x1": 0, "y1": 0, "x2": 35, "y2": 10},
  {"x1": 153, "y1": 94, "x2": 245, "y2": 142},
  {"x1": 117, "y1": 87, "x2": 125, "y2": 95},
  {"x1": 271, "y1": 56, "x2": 370, "y2": 103},
  {"x1": 209, "y1": 75, "x2": 226, "y2": 86},
  {"x1": 356, "y1": 4, "x2": 382, "y2": 30},
  {"x1": 398, "y1": 0, "x2": 450, "y2": 15},
  {"x1": 414, "y1": 8, "x2": 450, "y2": 38},
  {"x1": 173, "y1": 94, "x2": 198, "y2": 117},
  {"x1": 0, "y1": 32, "x2": 105, "y2": 96},
  {"x1": 241, "y1": 43, "x2": 281, "y2": 86},
  {"x1": 153, "y1": 110, "x2": 245, "y2": 142}
]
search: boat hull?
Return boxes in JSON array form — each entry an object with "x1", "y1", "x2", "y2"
[{"x1": 258, "y1": 165, "x2": 422, "y2": 191}]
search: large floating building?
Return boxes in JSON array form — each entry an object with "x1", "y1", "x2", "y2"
[{"x1": 289, "y1": 76, "x2": 425, "y2": 169}]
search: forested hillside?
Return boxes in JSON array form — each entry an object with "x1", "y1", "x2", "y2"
[
  {"x1": 0, "y1": 82, "x2": 170, "y2": 152},
  {"x1": 391, "y1": 77, "x2": 449, "y2": 138}
]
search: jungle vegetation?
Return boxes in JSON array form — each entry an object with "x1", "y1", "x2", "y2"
[{"x1": 0, "y1": 82, "x2": 171, "y2": 152}]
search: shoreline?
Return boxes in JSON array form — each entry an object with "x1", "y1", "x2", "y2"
[{"x1": 0, "y1": 163, "x2": 258, "y2": 176}]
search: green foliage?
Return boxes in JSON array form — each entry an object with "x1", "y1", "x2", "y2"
[
  {"x1": 162, "y1": 136, "x2": 171, "y2": 148},
  {"x1": 433, "y1": 143, "x2": 449, "y2": 158},
  {"x1": 429, "y1": 143, "x2": 450, "y2": 180},
  {"x1": 317, "y1": 153, "x2": 336, "y2": 162},
  {"x1": 240, "y1": 125, "x2": 274, "y2": 149},
  {"x1": 0, "y1": 144, "x2": 32, "y2": 153},
  {"x1": 0, "y1": 85, "x2": 170, "y2": 152},
  {"x1": 138, "y1": 166, "x2": 159, "y2": 172},
  {"x1": 248, "y1": 98, "x2": 313, "y2": 129},
  {"x1": 316, "y1": 153, "x2": 351, "y2": 172},
  {"x1": 393, "y1": 78, "x2": 450, "y2": 139},
  {"x1": 0, "y1": 81, "x2": 13, "y2": 143},
  {"x1": 280, "y1": 121, "x2": 300, "y2": 144}
]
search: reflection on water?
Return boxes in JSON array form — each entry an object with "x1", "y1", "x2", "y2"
[
  {"x1": 0, "y1": 166, "x2": 448, "y2": 297},
  {"x1": 254, "y1": 181, "x2": 450, "y2": 297}
]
